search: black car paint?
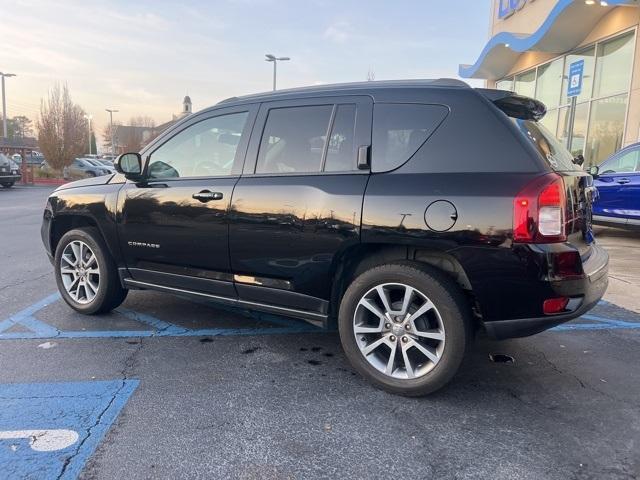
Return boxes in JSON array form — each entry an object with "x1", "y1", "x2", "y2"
[{"x1": 42, "y1": 81, "x2": 608, "y2": 338}]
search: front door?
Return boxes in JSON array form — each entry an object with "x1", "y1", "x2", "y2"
[
  {"x1": 229, "y1": 96, "x2": 372, "y2": 318},
  {"x1": 118, "y1": 105, "x2": 257, "y2": 297},
  {"x1": 594, "y1": 146, "x2": 640, "y2": 223}
]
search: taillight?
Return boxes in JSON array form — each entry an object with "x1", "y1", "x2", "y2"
[{"x1": 513, "y1": 174, "x2": 567, "y2": 243}]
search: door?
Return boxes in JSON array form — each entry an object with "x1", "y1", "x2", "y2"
[
  {"x1": 118, "y1": 105, "x2": 257, "y2": 297},
  {"x1": 594, "y1": 146, "x2": 640, "y2": 223},
  {"x1": 229, "y1": 96, "x2": 372, "y2": 316}
]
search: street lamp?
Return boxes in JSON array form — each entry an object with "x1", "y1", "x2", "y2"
[
  {"x1": 84, "y1": 114, "x2": 93, "y2": 155},
  {"x1": 105, "y1": 109, "x2": 118, "y2": 157},
  {"x1": 0, "y1": 72, "x2": 16, "y2": 140},
  {"x1": 265, "y1": 54, "x2": 290, "y2": 91}
]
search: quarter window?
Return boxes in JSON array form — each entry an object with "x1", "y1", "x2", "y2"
[
  {"x1": 600, "y1": 148, "x2": 640, "y2": 174},
  {"x1": 256, "y1": 105, "x2": 334, "y2": 174},
  {"x1": 372, "y1": 104, "x2": 448, "y2": 172},
  {"x1": 148, "y1": 112, "x2": 248, "y2": 179}
]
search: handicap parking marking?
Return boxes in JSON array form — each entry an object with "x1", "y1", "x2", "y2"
[
  {"x1": 0, "y1": 380, "x2": 138, "y2": 480},
  {"x1": 0, "y1": 293, "x2": 321, "y2": 340}
]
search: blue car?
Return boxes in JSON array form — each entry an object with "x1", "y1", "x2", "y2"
[{"x1": 592, "y1": 143, "x2": 640, "y2": 229}]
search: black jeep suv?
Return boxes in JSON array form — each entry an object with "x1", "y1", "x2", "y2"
[{"x1": 42, "y1": 80, "x2": 608, "y2": 396}]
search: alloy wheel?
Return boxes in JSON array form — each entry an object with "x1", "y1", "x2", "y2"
[
  {"x1": 60, "y1": 240, "x2": 100, "y2": 304},
  {"x1": 353, "y1": 283, "x2": 446, "y2": 379}
]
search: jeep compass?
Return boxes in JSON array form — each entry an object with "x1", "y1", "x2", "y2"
[{"x1": 42, "y1": 80, "x2": 608, "y2": 396}]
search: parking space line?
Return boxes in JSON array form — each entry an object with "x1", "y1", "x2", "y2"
[{"x1": 0, "y1": 293, "x2": 320, "y2": 340}]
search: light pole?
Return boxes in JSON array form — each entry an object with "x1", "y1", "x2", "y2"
[
  {"x1": 265, "y1": 54, "x2": 290, "y2": 91},
  {"x1": 105, "y1": 109, "x2": 118, "y2": 157},
  {"x1": 84, "y1": 114, "x2": 93, "y2": 155},
  {"x1": 0, "y1": 72, "x2": 16, "y2": 140}
]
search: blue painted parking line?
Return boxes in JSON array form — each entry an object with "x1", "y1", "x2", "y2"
[
  {"x1": 0, "y1": 380, "x2": 138, "y2": 480},
  {"x1": 0, "y1": 293, "x2": 320, "y2": 340}
]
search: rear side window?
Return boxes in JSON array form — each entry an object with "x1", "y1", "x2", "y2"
[
  {"x1": 324, "y1": 104, "x2": 357, "y2": 172},
  {"x1": 256, "y1": 105, "x2": 333, "y2": 174},
  {"x1": 372, "y1": 104, "x2": 448, "y2": 172},
  {"x1": 511, "y1": 119, "x2": 579, "y2": 172}
]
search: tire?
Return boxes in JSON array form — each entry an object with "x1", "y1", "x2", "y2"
[
  {"x1": 1, "y1": 182, "x2": 14, "y2": 188},
  {"x1": 86, "y1": 171, "x2": 96, "y2": 177},
  {"x1": 338, "y1": 262, "x2": 472, "y2": 397},
  {"x1": 54, "y1": 227, "x2": 128, "y2": 314}
]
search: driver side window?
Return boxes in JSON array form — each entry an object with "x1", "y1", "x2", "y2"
[{"x1": 148, "y1": 111, "x2": 249, "y2": 179}]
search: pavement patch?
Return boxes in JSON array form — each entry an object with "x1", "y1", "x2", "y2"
[{"x1": 0, "y1": 380, "x2": 138, "y2": 479}]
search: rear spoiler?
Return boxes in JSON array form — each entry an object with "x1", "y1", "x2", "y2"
[{"x1": 476, "y1": 88, "x2": 547, "y2": 121}]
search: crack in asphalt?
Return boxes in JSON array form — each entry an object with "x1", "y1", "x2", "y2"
[
  {"x1": 55, "y1": 339, "x2": 144, "y2": 480},
  {"x1": 0, "y1": 271, "x2": 51, "y2": 294}
]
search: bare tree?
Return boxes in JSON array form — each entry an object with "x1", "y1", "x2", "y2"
[
  {"x1": 37, "y1": 84, "x2": 88, "y2": 171},
  {"x1": 119, "y1": 116, "x2": 157, "y2": 153}
]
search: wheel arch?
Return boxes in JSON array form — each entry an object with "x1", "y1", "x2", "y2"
[{"x1": 328, "y1": 243, "x2": 477, "y2": 328}]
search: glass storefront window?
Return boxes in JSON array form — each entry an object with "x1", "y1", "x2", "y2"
[
  {"x1": 535, "y1": 58, "x2": 563, "y2": 109},
  {"x1": 593, "y1": 32, "x2": 634, "y2": 99},
  {"x1": 496, "y1": 78, "x2": 513, "y2": 91},
  {"x1": 561, "y1": 47, "x2": 596, "y2": 105},
  {"x1": 514, "y1": 70, "x2": 536, "y2": 98},
  {"x1": 556, "y1": 103, "x2": 589, "y2": 158},
  {"x1": 586, "y1": 94, "x2": 628, "y2": 166}
]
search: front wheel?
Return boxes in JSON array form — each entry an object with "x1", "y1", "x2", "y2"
[
  {"x1": 54, "y1": 227, "x2": 127, "y2": 314},
  {"x1": 338, "y1": 263, "x2": 472, "y2": 396}
]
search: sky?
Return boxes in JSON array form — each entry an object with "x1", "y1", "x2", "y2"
[{"x1": 0, "y1": 0, "x2": 490, "y2": 145}]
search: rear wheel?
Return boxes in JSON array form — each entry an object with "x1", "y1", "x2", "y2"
[
  {"x1": 54, "y1": 227, "x2": 127, "y2": 314},
  {"x1": 339, "y1": 263, "x2": 472, "y2": 396},
  {"x1": 1, "y1": 182, "x2": 14, "y2": 188}
]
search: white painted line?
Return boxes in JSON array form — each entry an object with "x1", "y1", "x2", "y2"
[{"x1": 0, "y1": 429, "x2": 79, "y2": 452}]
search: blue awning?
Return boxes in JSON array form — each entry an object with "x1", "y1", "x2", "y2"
[{"x1": 459, "y1": 0, "x2": 639, "y2": 80}]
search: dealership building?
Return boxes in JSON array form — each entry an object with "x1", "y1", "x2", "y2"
[{"x1": 460, "y1": 0, "x2": 640, "y2": 167}]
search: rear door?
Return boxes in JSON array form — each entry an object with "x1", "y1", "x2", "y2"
[
  {"x1": 594, "y1": 146, "x2": 640, "y2": 224},
  {"x1": 229, "y1": 96, "x2": 372, "y2": 320}
]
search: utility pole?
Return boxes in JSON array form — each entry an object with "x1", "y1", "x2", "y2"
[
  {"x1": 105, "y1": 109, "x2": 118, "y2": 157},
  {"x1": 0, "y1": 72, "x2": 16, "y2": 139},
  {"x1": 84, "y1": 114, "x2": 93, "y2": 155},
  {"x1": 265, "y1": 54, "x2": 290, "y2": 91}
]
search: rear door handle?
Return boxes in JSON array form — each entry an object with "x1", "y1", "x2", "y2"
[
  {"x1": 192, "y1": 190, "x2": 223, "y2": 202},
  {"x1": 617, "y1": 178, "x2": 631, "y2": 185}
]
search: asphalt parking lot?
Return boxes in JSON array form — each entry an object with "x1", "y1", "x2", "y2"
[{"x1": 1, "y1": 185, "x2": 639, "y2": 480}]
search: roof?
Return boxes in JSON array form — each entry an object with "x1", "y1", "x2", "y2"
[
  {"x1": 459, "y1": 0, "x2": 639, "y2": 80},
  {"x1": 183, "y1": 95, "x2": 192, "y2": 104},
  {"x1": 216, "y1": 78, "x2": 470, "y2": 106}
]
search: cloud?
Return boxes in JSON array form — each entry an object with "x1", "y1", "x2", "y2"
[{"x1": 323, "y1": 20, "x2": 352, "y2": 44}]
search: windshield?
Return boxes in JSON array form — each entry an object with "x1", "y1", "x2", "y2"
[{"x1": 511, "y1": 118, "x2": 580, "y2": 172}]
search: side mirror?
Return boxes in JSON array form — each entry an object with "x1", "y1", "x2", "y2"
[
  {"x1": 573, "y1": 154, "x2": 585, "y2": 166},
  {"x1": 115, "y1": 153, "x2": 142, "y2": 179},
  {"x1": 588, "y1": 165, "x2": 599, "y2": 179}
]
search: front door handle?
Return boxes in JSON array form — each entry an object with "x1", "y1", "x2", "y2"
[
  {"x1": 192, "y1": 190, "x2": 223, "y2": 202},
  {"x1": 617, "y1": 178, "x2": 631, "y2": 185}
]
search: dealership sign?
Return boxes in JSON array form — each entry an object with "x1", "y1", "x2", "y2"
[{"x1": 498, "y1": 0, "x2": 537, "y2": 19}]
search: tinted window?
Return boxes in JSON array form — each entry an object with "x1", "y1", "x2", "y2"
[
  {"x1": 372, "y1": 104, "x2": 447, "y2": 172},
  {"x1": 324, "y1": 104, "x2": 356, "y2": 172},
  {"x1": 511, "y1": 119, "x2": 579, "y2": 172},
  {"x1": 601, "y1": 148, "x2": 640, "y2": 174},
  {"x1": 256, "y1": 105, "x2": 333, "y2": 174},
  {"x1": 148, "y1": 112, "x2": 248, "y2": 179}
]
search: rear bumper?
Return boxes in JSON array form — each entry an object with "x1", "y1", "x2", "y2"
[
  {"x1": 484, "y1": 243, "x2": 609, "y2": 339},
  {"x1": 0, "y1": 174, "x2": 21, "y2": 183}
]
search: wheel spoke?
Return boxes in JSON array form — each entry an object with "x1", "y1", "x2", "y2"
[
  {"x1": 363, "y1": 337, "x2": 387, "y2": 355},
  {"x1": 86, "y1": 279, "x2": 98, "y2": 296},
  {"x1": 62, "y1": 254, "x2": 77, "y2": 267},
  {"x1": 401, "y1": 342, "x2": 415, "y2": 378},
  {"x1": 413, "y1": 329, "x2": 445, "y2": 341},
  {"x1": 359, "y1": 298, "x2": 386, "y2": 321},
  {"x1": 354, "y1": 323, "x2": 383, "y2": 334},
  {"x1": 409, "y1": 340, "x2": 439, "y2": 364},
  {"x1": 60, "y1": 267, "x2": 76, "y2": 275},
  {"x1": 375, "y1": 286, "x2": 393, "y2": 314},
  {"x1": 84, "y1": 254, "x2": 97, "y2": 268},
  {"x1": 406, "y1": 300, "x2": 435, "y2": 323},
  {"x1": 400, "y1": 286, "x2": 415, "y2": 315},
  {"x1": 385, "y1": 342, "x2": 397, "y2": 375}
]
